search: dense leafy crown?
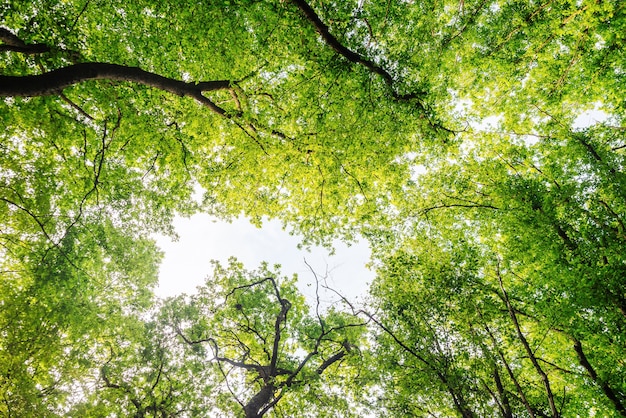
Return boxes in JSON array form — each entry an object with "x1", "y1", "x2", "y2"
[{"x1": 1, "y1": 0, "x2": 625, "y2": 416}]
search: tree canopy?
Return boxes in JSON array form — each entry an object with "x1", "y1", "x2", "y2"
[{"x1": 1, "y1": 0, "x2": 625, "y2": 416}]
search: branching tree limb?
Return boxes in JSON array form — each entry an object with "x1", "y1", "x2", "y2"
[
  {"x1": 496, "y1": 263, "x2": 559, "y2": 418},
  {"x1": 0, "y1": 62, "x2": 234, "y2": 116},
  {"x1": 479, "y1": 310, "x2": 537, "y2": 418},
  {"x1": 0, "y1": 28, "x2": 283, "y2": 154},
  {"x1": 175, "y1": 274, "x2": 364, "y2": 418},
  {"x1": 290, "y1": 0, "x2": 425, "y2": 103},
  {"x1": 290, "y1": 0, "x2": 456, "y2": 134},
  {"x1": 499, "y1": 303, "x2": 626, "y2": 416},
  {"x1": 322, "y1": 281, "x2": 476, "y2": 417}
]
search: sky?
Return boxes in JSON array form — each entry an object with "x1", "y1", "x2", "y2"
[{"x1": 153, "y1": 215, "x2": 374, "y2": 305}]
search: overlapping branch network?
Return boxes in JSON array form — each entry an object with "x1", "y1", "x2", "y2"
[{"x1": 173, "y1": 276, "x2": 364, "y2": 418}]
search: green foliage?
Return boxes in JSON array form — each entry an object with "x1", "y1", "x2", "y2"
[
  {"x1": 70, "y1": 260, "x2": 367, "y2": 417},
  {"x1": 1, "y1": 0, "x2": 626, "y2": 416}
]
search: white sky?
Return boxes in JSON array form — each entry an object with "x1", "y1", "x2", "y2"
[{"x1": 154, "y1": 215, "x2": 374, "y2": 305}]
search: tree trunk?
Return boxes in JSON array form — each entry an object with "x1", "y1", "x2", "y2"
[{"x1": 243, "y1": 384, "x2": 275, "y2": 418}]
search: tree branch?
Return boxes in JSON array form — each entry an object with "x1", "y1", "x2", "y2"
[
  {"x1": 315, "y1": 343, "x2": 349, "y2": 375},
  {"x1": 572, "y1": 339, "x2": 626, "y2": 416},
  {"x1": 497, "y1": 263, "x2": 559, "y2": 417},
  {"x1": 0, "y1": 27, "x2": 50, "y2": 54},
  {"x1": 421, "y1": 202, "x2": 500, "y2": 215},
  {"x1": 173, "y1": 323, "x2": 216, "y2": 347},
  {"x1": 290, "y1": 0, "x2": 432, "y2": 110},
  {"x1": 479, "y1": 310, "x2": 537, "y2": 418},
  {"x1": 0, "y1": 62, "x2": 233, "y2": 116},
  {"x1": 292, "y1": 0, "x2": 393, "y2": 84}
]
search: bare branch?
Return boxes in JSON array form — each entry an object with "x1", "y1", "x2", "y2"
[
  {"x1": 173, "y1": 323, "x2": 216, "y2": 347},
  {"x1": 420, "y1": 202, "x2": 500, "y2": 215},
  {"x1": 59, "y1": 92, "x2": 95, "y2": 120}
]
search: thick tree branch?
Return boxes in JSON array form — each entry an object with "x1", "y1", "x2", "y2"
[
  {"x1": 0, "y1": 43, "x2": 50, "y2": 54},
  {"x1": 572, "y1": 339, "x2": 626, "y2": 416},
  {"x1": 315, "y1": 344, "x2": 348, "y2": 375},
  {"x1": 291, "y1": 0, "x2": 434, "y2": 112},
  {"x1": 224, "y1": 276, "x2": 290, "y2": 376},
  {"x1": 176, "y1": 275, "x2": 362, "y2": 418},
  {"x1": 270, "y1": 297, "x2": 291, "y2": 371},
  {"x1": 206, "y1": 277, "x2": 292, "y2": 418},
  {"x1": 0, "y1": 62, "x2": 233, "y2": 116},
  {"x1": 101, "y1": 363, "x2": 144, "y2": 413},
  {"x1": 0, "y1": 27, "x2": 50, "y2": 54},
  {"x1": 493, "y1": 366, "x2": 514, "y2": 418},
  {"x1": 244, "y1": 385, "x2": 275, "y2": 418},
  {"x1": 0, "y1": 27, "x2": 26, "y2": 47},
  {"x1": 0, "y1": 29, "x2": 288, "y2": 147},
  {"x1": 214, "y1": 356, "x2": 265, "y2": 374},
  {"x1": 291, "y1": 0, "x2": 395, "y2": 85}
]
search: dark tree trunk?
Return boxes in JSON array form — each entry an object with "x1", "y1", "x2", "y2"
[{"x1": 243, "y1": 384, "x2": 275, "y2": 418}]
